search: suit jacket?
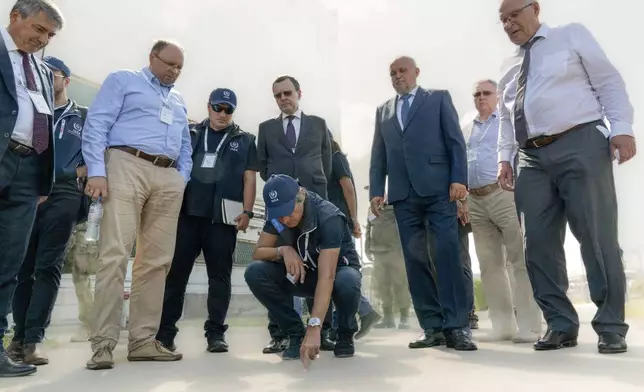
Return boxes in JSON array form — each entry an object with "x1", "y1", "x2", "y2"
[
  {"x1": 369, "y1": 88, "x2": 467, "y2": 203},
  {"x1": 0, "y1": 33, "x2": 55, "y2": 196},
  {"x1": 257, "y1": 112, "x2": 332, "y2": 198}
]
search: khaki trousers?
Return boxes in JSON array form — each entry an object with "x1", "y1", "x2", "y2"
[
  {"x1": 468, "y1": 187, "x2": 541, "y2": 336},
  {"x1": 372, "y1": 249, "x2": 411, "y2": 311},
  {"x1": 90, "y1": 149, "x2": 185, "y2": 351},
  {"x1": 72, "y1": 265, "x2": 93, "y2": 329}
]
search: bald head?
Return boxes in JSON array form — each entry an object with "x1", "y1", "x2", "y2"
[
  {"x1": 389, "y1": 56, "x2": 419, "y2": 95},
  {"x1": 499, "y1": 0, "x2": 541, "y2": 46}
]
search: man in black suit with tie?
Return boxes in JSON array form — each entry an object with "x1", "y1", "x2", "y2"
[
  {"x1": 369, "y1": 56, "x2": 476, "y2": 351},
  {"x1": 256, "y1": 75, "x2": 333, "y2": 354},
  {"x1": 0, "y1": 0, "x2": 64, "y2": 377}
]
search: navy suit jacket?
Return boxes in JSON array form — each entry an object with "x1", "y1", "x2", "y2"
[
  {"x1": 369, "y1": 88, "x2": 467, "y2": 203},
  {"x1": 0, "y1": 33, "x2": 55, "y2": 196}
]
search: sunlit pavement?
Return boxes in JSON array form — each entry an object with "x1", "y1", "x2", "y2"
[{"x1": 2, "y1": 305, "x2": 643, "y2": 392}]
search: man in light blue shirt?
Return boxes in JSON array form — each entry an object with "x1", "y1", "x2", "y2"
[
  {"x1": 463, "y1": 79, "x2": 541, "y2": 344},
  {"x1": 82, "y1": 40, "x2": 192, "y2": 371}
]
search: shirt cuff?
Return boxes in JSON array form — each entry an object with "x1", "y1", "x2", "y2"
[
  {"x1": 498, "y1": 149, "x2": 513, "y2": 163},
  {"x1": 88, "y1": 165, "x2": 106, "y2": 178},
  {"x1": 609, "y1": 121, "x2": 634, "y2": 138}
]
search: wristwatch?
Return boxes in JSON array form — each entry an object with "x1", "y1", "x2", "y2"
[
  {"x1": 307, "y1": 317, "x2": 322, "y2": 328},
  {"x1": 243, "y1": 210, "x2": 254, "y2": 219}
]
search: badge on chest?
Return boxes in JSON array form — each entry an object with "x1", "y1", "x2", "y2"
[
  {"x1": 160, "y1": 105, "x2": 173, "y2": 125},
  {"x1": 27, "y1": 90, "x2": 51, "y2": 115}
]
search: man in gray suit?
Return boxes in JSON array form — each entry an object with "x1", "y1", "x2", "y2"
[
  {"x1": 0, "y1": 0, "x2": 64, "y2": 378},
  {"x1": 257, "y1": 75, "x2": 332, "y2": 198}
]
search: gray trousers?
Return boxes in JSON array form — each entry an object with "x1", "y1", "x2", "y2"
[{"x1": 515, "y1": 121, "x2": 627, "y2": 337}]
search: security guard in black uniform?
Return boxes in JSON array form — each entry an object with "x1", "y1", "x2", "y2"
[
  {"x1": 245, "y1": 174, "x2": 362, "y2": 366},
  {"x1": 156, "y1": 88, "x2": 260, "y2": 353},
  {"x1": 8, "y1": 57, "x2": 88, "y2": 366}
]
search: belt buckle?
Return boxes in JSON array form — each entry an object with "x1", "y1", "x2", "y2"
[
  {"x1": 153, "y1": 156, "x2": 160, "y2": 166},
  {"x1": 15, "y1": 144, "x2": 30, "y2": 155}
]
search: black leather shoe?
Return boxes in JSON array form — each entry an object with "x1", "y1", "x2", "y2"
[
  {"x1": 0, "y1": 350, "x2": 37, "y2": 378},
  {"x1": 263, "y1": 338, "x2": 288, "y2": 354},
  {"x1": 408, "y1": 330, "x2": 446, "y2": 349},
  {"x1": 533, "y1": 330, "x2": 578, "y2": 351},
  {"x1": 320, "y1": 329, "x2": 336, "y2": 351},
  {"x1": 281, "y1": 337, "x2": 303, "y2": 360},
  {"x1": 598, "y1": 332, "x2": 627, "y2": 354},
  {"x1": 207, "y1": 337, "x2": 229, "y2": 353},
  {"x1": 334, "y1": 333, "x2": 355, "y2": 358},
  {"x1": 446, "y1": 329, "x2": 478, "y2": 351},
  {"x1": 355, "y1": 311, "x2": 382, "y2": 340}
]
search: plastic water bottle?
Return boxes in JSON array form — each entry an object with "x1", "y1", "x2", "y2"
[{"x1": 84, "y1": 198, "x2": 103, "y2": 243}]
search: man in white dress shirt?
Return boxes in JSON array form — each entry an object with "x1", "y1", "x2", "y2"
[{"x1": 497, "y1": 0, "x2": 635, "y2": 354}]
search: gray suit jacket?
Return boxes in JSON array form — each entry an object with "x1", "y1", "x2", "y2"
[
  {"x1": 0, "y1": 33, "x2": 55, "y2": 196},
  {"x1": 257, "y1": 113, "x2": 332, "y2": 198}
]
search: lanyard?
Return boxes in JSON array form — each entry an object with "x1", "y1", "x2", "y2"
[
  {"x1": 469, "y1": 118, "x2": 495, "y2": 149},
  {"x1": 203, "y1": 130, "x2": 229, "y2": 169},
  {"x1": 54, "y1": 101, "x2": 74, "y2": 139},
  {"x1": 142, "y1": 71, "x2": 171, "y2": 106}
]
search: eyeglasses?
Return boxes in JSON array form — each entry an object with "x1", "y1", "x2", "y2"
[
  {"x1": 273, "y1": 90, "x2": 294, "y2": 99},
  {"x1": 473, "y1": 91, "x2": 494, "y2": 98},
  {"x1": 500, "y1": 2, "x2": 534, "y2": 25},
  {"x1": 211, "y1": 104, "x2": 234, "y2": 115},
  {"x1": 154, "y1": 54, "x2": 183, "y2": 71}
]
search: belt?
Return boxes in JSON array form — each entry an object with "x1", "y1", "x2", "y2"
[
  {"x1": 469, "y1": 182, "x2": 499, "y2": 197},
  {"x1": 8, "y1": 139, "x2": 36, "y2": 157},
  {"x1": 522, "y1": 121, "x2": 599, "y2": 149},
  {"x1": 109, "y1": 146, "x2": 177, "y2": 168}
]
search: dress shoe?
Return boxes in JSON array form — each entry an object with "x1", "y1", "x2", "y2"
[
  {"x1": 334, "y1": 333, "x2": 355, "y2": 358},
  {"x1": 281, "y1": 336, "x2": 303, "y2": 360},
  {"x1": 355, "y1": 311, "x2": 382, "y2": 340},
  {"x1": 533, "y1": 330, "x2": 577, "y2": 351},
  {"x1": 408, "y1": 330, "x2": 446, "y2": 349},
  {"x1": 263, "y1": 337, "x2": 288, "y2": 354},
  {"x1": 0, "y1": 350, "x2": 37, "y2": 377},
  {"x1": 320, "y1": 329, "x2": 336, "y2": 351},
  {"x1": 86, "y1": 347, "x2": 114, "y2": 370},
  {"x1": 446, "y1": 329, "x2": 478, "y2": 351},
  {"x1": 207, "y1": 337, "x2": 229, "y2": 353},
  {"x1": 23, "y1": 343, "x2": 48, "y2": 366},
  {"x1": 6, "y1": 340, "x2": 24, "y2": 362},
  {"x1": 598, "y1": 332, "x2": 627, "y2": 354},
  {"x1": 127, "y1": 340, "x2": 183, "y2": 362}
]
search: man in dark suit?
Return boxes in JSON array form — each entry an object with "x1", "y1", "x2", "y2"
[
  {"x1": 369, "y1": 56, "x2": 476, "y2": 351},
  {"x1": 257, "y1": 75, "x2": 332, "y2": 198},
  {"x1": 257, "y1": 75, "x2": 333, "y2": 354},
  {"x1": 0, "y1": 0, "x2": 64, "y2": 377}
]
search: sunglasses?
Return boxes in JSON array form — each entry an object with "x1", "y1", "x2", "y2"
[
  {"x1": 473, "y1": 91, "x2": 494, "y2": 98},
  {"x1": 273, "y1": 90, "x2": 294, "y2": 99},
  {"x1": 211, "y1": 104, "x2": 234, "y2": 115}
]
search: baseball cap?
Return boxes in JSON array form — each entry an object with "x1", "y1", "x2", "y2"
[
  {"x1": 209, "y1": 88, "x2": 237, "y2": 109},
  {"x1": 43, "y1": 56, "x2": 71, "y2": 77},
  {"x1": 264, "y1": 174, "x2": 300, "y2": 221}
]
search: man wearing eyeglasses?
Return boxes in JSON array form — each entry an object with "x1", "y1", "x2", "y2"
[
  {"x1": 82, "y1": 40, "x2": 192, "y2": 370},
  {"x1": 497, "y1": 0, "x2": 634, "y2": 354},
  {"x1": 157, "y1": 88, "x2": 259, "y2": 355},
  {"x1": 462, "y1": 79, "x2": 541, "y2": 344}
]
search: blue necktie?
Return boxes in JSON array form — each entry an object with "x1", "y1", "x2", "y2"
[
  {"x1": 400, "y1": 94, "x2": 412, "y2": 128},
  {"x1": 285, "y1": 115, "x2": 297, "y2": 151}
]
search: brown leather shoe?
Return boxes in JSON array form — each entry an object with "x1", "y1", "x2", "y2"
[
  {"x1": 127, "y1": 341, "x2": 183, "y2": 362},
  {"x1": 6, "y1": 341, "x2": 24, "y2": 362},
  {"x1": 22, "y1": 344, "x2": 48, "y2": 366}
]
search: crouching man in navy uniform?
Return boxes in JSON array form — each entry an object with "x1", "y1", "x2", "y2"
[
  {"x1": 156, "y1": 88, "x2": 259, "y2": 354},
  {"x1": 245, "y1": 174, "x2": 362, "y2": 366}
]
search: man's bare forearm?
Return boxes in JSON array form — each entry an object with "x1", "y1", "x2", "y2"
[
  {"x1": 253, "y1": 246, "x2": 291, "y2": 263},
  {"x1": 310, "y1": 276, "x2": 334, "y2": 322}
]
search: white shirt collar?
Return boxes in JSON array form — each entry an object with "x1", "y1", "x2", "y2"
[
  {"x1": 397, "y1": 85, "x2": 419, "y2": 100},
  {"x1": 279, "y1": 108, "x2": 302, "y2": 120},
  {"x1": 1, "y1": 27, "x2": 19, "y2": 53}
]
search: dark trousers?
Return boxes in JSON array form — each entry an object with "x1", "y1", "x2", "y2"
[
  {"x1": 246, "y1": 261, "x2": 361, "y2": 338},
  {"x1": 157, "y1": 215, "x2": 237, "y2": 342},
  {"x1": 0, "y1": 150, "x2": 41, "y2": 343},
  {"x1": 393, "y1": 188, "x2": 469, "y2": 331},
  {"x1": 515, "y1": 121, "x2": 627, "y2": 336},
  {"x1": 12, "y1": 191, "x2": 81, "y2": 343}
]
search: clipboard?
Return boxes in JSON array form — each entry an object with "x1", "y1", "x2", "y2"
[{"x1": 222, "y1": 199, "x2": 244, "y2": 226}]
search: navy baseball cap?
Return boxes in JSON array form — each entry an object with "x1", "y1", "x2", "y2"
[
  {"x1": 209, "y1": 88, "x2": 237, "y2": 109},
  {"x1": 264, "y1": 174, "x2": 300, "y2": 221},
  {"x1": 43, "y1": 56, "x2": 71, "y2": 77}
]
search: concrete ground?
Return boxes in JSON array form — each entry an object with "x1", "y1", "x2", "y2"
[{"x1": 2, "y1": 305, "x2": 644, "y2": 392}]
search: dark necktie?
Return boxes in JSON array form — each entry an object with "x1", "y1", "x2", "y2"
[
  {"x1": 285, "y1": 115, "x2": 297, "y2": 151},
  {"x1": 513, "y1": 37, "x2": 542, "y2": 148},
  {"x1": 20, "y1": 51, "x2": 49, "y2": 154},
  {"x1": 400, "y1": 93, "x2": 412, "y2": 128}
]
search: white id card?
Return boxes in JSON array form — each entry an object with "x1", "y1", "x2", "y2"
[
  {"x1": 27, "y1": 90, "x2": 51, "y2": 115},
  {"x1": 467, "y1": 148, "x2": 477, "y2": 162},
  {"x1": 201, "y1": 153, "x2": 216, "y2": 168},
  {"x1": 160, "y1": 105, "x2": 173, "y2": 125}
]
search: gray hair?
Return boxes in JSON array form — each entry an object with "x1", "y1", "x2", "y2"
[
  {"x1": 476, "y1": 79, "x2": 498, "y2": 90},
  {"x1": 11, "y1": 0, "x2": 64, "y2": 30},
  {"x1": 150, "y1": 39, "x2": 184, "y2": 54}
]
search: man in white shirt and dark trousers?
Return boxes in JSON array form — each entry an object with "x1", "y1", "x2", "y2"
[{"x1": 497, "y1": 0, "x2": 635, "y2": 354}]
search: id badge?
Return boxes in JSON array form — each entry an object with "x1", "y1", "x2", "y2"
[
  {"x1": 467, "y1": 148, "x2": 477, "y2": 162},
  {"x1": 201, "y1": 153, "x2": 216, "y2": 168},
  {"x1": 160, "y1": 105, "x2": 173, "y2": 125},
  {"x1": 27, "y1": 90, "x2": 52, "y2": 115}
]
